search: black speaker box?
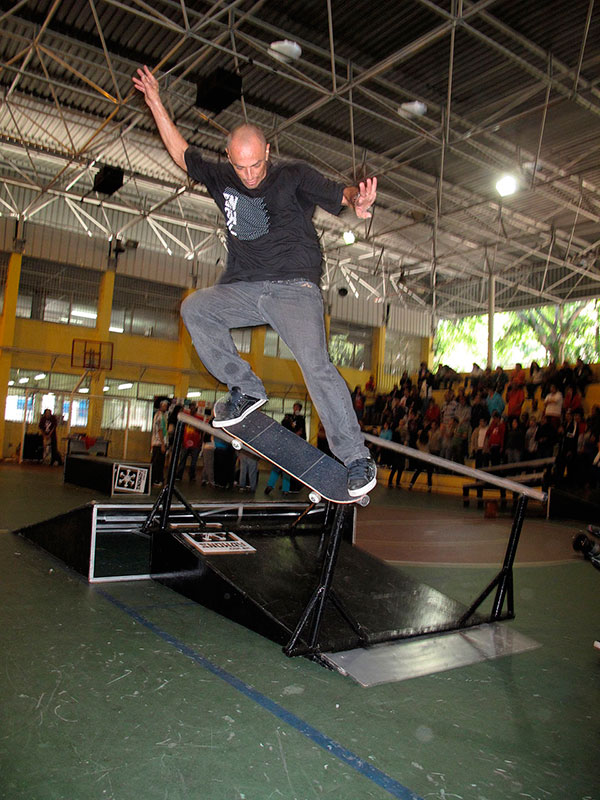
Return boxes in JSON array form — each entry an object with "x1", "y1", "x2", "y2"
[
  {"x1": 195, "y1": 69, "x2": 242, "y2": 114},
  {"x1": 93, "y1": 165, "x2": 124, "y2": 195}
]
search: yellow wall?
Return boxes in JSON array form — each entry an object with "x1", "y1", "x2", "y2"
[{"x1": 1, "y1": 267, "x2": 431, "y2": 458}]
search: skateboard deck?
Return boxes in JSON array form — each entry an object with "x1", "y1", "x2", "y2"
[{"x1": 220, "y1": 411, "x2": 368, "y2": 505}]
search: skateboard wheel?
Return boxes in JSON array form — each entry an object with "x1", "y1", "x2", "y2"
[
  {"x1": 308, "y1": 491, "x2": 322, "y2": 504},
  {"x1": 231, "y1": 439, "x2": 242, "y2": 451},
  {"x1": 357, "y1": 494, "x2": 370, "y2": 507}
]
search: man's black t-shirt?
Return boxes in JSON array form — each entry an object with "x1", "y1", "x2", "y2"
[{"x1": 184, "y1": 147, "x2": 344, "y2": 284}]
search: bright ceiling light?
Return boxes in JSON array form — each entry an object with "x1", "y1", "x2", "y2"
[
  {"x1": 79, "y1": 387, "x2": 89, "y2": 393},
  {"x1": 187, "y1": 391, "x2": 202, "y2": 398},
  {"x1": 496, "y1": 174, "x2": 518, "y2": 197},
  {"x1": 34, "y1": 373, "x2": 46, "y2": 380},
  {"x1": 268, "y1": 40, "x2": 302, "y2": 63},
  {"x1": 103, "y1": 386, "x2": 110, "y2": 392},
  {"x1": 18, "y1": 377, "x2": 29, "y2": 383},
  {"x1": 71, "y1": 309, "x2": 97, "y2": 319},
  {"x1": 398, "y1": 100, "x2": 427, "y2": 117},
  {"x1": 8, "y1": 380, "x2": 14, "y2": 386},
  {"x1": 342, "y1": 230, "x2": 356, "y2": 245},
  {"x1": 118, "y1": 382, "x2": 133, "y2": 390}
]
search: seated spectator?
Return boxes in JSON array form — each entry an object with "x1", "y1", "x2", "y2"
[
  {"x1": 588, "y1": 404, "x2": 600, "y2": 438},
  {"x1": 573, "y1": 357, "x2": 593, "y2": 397},
  {"x1": 480, "y1": 366, "x2": 494, "y2": 392},
  {"x1": 563, "y1": 385, "x2": 583, "y2": 416},
  {"x1": 428, "y1": 419, "x2": 442, "y2": 458},
  {"x1": 424, "y1": 397, "x2": 441, "y2": 428},
  {"x1": 435, "y1": 364, "x2": 459, "y2": 389},
  {"x1": 527, "y1": 360, "x2": 544, "y2": 400},
  {"x1": 441, "y1": 390, "x2": 458, "y2": 426}
]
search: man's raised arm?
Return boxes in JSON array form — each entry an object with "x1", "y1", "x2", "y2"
[
  {"x1": 342, "y1": 177, "x2": 377, "y2": 219},
  {"x1": 132, "y1": 65, "x2": 189, "y2": 172}
]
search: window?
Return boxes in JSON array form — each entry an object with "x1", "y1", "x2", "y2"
[
  {"x1": 264, "y1": 328, "x2": 294, "y2": 359},
  {"x1": 111, "y1": 275, "x2": 182, "y2": 339},
  {"x1": 231, "y1": 328, "x2": 252, "y2": 354},
  {"x1": 17, "y1": 257, "x2": 101, "y2": 327},
  {"x1": 328, "y1": 321, "x2": 372, "y2": 370},
  {"x1": 384, "y1": 331, "x2": 422, "y2": 376}
]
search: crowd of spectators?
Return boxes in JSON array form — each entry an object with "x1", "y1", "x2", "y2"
[{"x1": 358, "y1": 358, "x2": 600, "y2": 490}]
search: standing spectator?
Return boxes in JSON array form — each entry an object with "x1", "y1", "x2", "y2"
[
  {"x1": 506, "y1": 383, "x2": 525, "y2": 424},
  {"x1": 351, "y1": 386, "x2": 365, "y2": 422},
  {"x1": 541, "y1": 360, "x2": 559, "y2": 397},
  {"x1": 573, "y1": 357, "x2": 593, "y2": 397},
  {"x1": 471, "y1": 417, "x2": 490, "y2": 469},
  {"x1": 214, "y1": 437, "x2": 236, "y2": 489},
  {"x1": 493, "y1": 366, "x2": 509, "y2": 396},
  {"x1": 563, "y1": 385, "x2": 583, "y2": 416},
  {"x1": 39, "y1": 409, "x2": 63, "y2": 466},
  {"x1": 468, "y1": 362, "x2": 484, "y2": 393},
  {"x1": 150, "y1": 399, "x2": 169, "y2": 485},
  {"x1": 378, "y1": 420, "x2": 394, "y2": 466},
  {"x1": 409, "y1": 428, "x2": 433, "y2": 492},
  {"x1": 176, "y1": 402, "x2": 203, "y2": 482},
  {"x1": 512, "y1": 362, "x2": 527, "y2": 389},
  {"x1": 486, "y1": 386, "x2": 505, "y2": 418},
  {"x1": 201, "y1": 429, "x2": 215, "y2": 487},
  {"x1": 557, "y1": 361, "x2": 574, "y2": 393},
  {"x1": 387, "y1": 425, "x2": 406, "y2": 488},
  {"x1": 505, "y1": 418, "x2": 525, "y2": 463},
  {"x1": 536, "y1": 415, "x2": 557, "y2": 458},
  {"x1": 238, "y1": 452, "x2": 259, "y2": 492},
  {"x1": 525, "y1": 417, "x2": 540, "y2": 458},
  {"x1": 544, "y1": 384, "x2": 563, "y2": 428},
  {"x1": 440, "y1": 420, "x2": 456, "y2": 462},
  {"x1": 527, "y1": 361, "x2": 544, "y2": 400},
  {"x1": 470, "y1": 392, "x2": 491, "y2": 430},
  {"x1": 485, "y1": 412, "x2": 505, "y2": 466}
]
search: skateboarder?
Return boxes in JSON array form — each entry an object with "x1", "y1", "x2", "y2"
[{"x1": 133, "y1": 65, "x2": 378, "y2": 496}]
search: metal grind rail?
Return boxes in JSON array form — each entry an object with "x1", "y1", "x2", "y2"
[
  {"x1": 363, "y1": 432, "x2": 547, "y2": 503},
  {"x1": 364, "y1": 431, "x2": 548, "y2": 624}
]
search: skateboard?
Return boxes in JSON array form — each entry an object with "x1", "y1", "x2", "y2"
[{"x1": 219, "y1": 410, "x2": 370, "y2": 506}]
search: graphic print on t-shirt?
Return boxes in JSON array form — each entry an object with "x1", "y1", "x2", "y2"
[{"x1": 223, "y1": 187, "x2": 269, "y2": 240}]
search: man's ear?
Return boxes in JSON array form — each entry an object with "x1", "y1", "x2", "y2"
[{"x1": 265, "y1": 143, "x2": 270, "y2": 161}]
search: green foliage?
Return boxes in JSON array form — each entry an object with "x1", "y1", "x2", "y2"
[{"x1": 434, "y1": 300, "x2": 600, "y2": 370}]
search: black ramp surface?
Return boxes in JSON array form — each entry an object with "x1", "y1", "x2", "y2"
[
  {"x1": 225, "y1": 411, "x2": 353, "y2": 502},
  {"x1": 152, "y1": 529, "x2": 485, "y2": 653}
]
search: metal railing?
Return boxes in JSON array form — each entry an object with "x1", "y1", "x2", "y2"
[{"x1": 363, "y1": 432, "x2": 547, "y2": 503}]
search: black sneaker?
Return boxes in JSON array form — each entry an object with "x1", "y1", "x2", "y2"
[
  {"x1": 347, "y1": 457, "x2": 377, "y2": 497},
  {"x1": 212, "y1": 387, "x2": 267, "y2": 428}
]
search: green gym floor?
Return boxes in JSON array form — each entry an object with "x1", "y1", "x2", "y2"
[{"x1": 0, "y1": 462, "x2": 598, "y2": 800}]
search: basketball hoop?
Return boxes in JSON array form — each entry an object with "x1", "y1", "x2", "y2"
[{"x1": 71, "y1": 339, "x2": 114, "y2": 371}]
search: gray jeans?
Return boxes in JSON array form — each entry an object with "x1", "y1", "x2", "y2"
[{"x1": 181, "y1": 279, "x2": 368, "y2": 466}]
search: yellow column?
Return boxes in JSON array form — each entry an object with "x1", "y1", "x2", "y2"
[
  {"x1": 249, "y1": 325, "x2": 266, "y2": 381},
  {"x1": 421, "y1": 336, "x2": 434, "y2": 368},
  {"x1": 176, "y1": 289, "x2": 195, "y2": 399},
  {"x1": 0, "y1": 252, "x2": 23, "y2": 457},
  {"x1": 87, "y1": 270, "x2": 116, "y2": 436}
]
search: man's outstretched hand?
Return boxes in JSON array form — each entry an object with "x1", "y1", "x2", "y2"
[
  {"x1": 354, "y1": 177, "x2": 377, "y2": 219},
  {"x1": 132, "y1": 65, "x2": 160, "y2": 107}
]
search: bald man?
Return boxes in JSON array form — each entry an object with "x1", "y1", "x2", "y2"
[{"x1": 133, "y1": 65, "x2": 378, "y2": 496}]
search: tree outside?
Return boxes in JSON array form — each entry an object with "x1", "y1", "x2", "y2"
[{"x1": 433, "y1": 299, "x2": 600, "y2": 371}]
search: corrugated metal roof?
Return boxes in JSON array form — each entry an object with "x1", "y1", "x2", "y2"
[{"x1": 1, "y1": 0, "x2": 600, "y2": 317}]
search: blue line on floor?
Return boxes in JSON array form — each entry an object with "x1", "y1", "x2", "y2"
[{"x1": 99, "y1": 588, "x2": 423, "y2": 800}]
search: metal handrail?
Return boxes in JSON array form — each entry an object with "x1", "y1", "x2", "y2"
[{"x1": 363, "y1": 432, "x2": 547, "y2": 503}]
